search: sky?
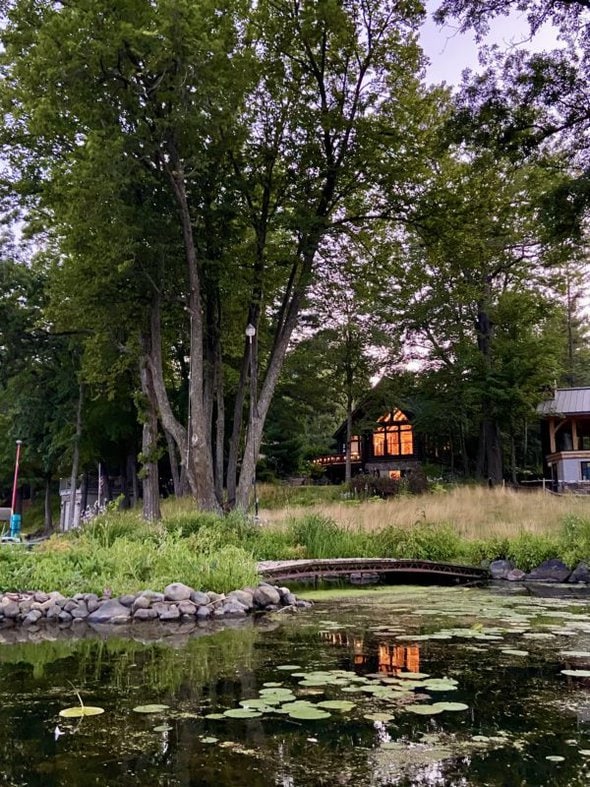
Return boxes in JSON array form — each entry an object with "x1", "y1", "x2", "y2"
[{"x1": 420, "y1": 1, "x2": 563, "y2": 85}]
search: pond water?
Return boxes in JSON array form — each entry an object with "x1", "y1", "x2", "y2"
[{"x1": 3, "y1": 584, "x2": 590, "y2": 785}]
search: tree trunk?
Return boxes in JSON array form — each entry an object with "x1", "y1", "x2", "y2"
[
  {"x1": 140, "y1": 361, "x2": 161, "y2": 522},
  {"x1": 67, "y1": 382, "x2": 84, "y2": 529},
  {"x1": 165, "y1": 429, "x2": 182, "y2": 498}
]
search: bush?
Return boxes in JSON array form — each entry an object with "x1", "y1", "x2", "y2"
[
  {"x1": 378, "y1": 523, "x2": 462, "y2": 562},
  {"x1": 349, "y1": 475, "x2": 400, "y2": 499},
  {"x1": 559, "y1": 514, "x2": 590, "y2": 567},
  {"x1": 506, "y1": 533, "x2": 561, "y2": 572}
]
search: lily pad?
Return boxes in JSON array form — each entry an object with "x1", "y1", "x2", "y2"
[
  {"x1": 287, "y1": 707, "x2": 332, "y2": 720},
  {"x1": 276, "y1": 664, "x2": 301, "y2": 670},
  {"x1": 561, "y1": 669, "x2": 590, "y2": 677},
  {"x1": 546, "y1": 755, "x2": 565, "y2": 762},
  {"x1": 223, "y1": 708, "x2": 263, "y2": 719},
  {"x1": 316, "y1": 700, "x2": 355, "y2": 711},
  {"x1": 501, "y1": 649, "x2": 529, "y2": 657},
  {"x1": 205, "y1": 713, "x2": 226, "y2": 720},
  {"x1": 405, "y1": 704, "x2": 443, "y2": 715},
  {"x1": 364, "y1": 712, "x2": 395, "y2": 722},
  {"x1": 132, "y1": 704, "x2": 170, "y2": 714},
  {"x1": 200, "y1": 736, "x2": 218, "y2": 744},
  {"x1": 433, "y1": 702, "x2": 469, "y2": 712},
  {"x1": 59, "y1": 706, "x2": 105, "y2": 718},
  {"x1": 153, "y1": 724, "x2": 172, "y2": 733}
]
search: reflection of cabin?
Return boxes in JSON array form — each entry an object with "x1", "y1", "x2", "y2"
[
  {"x1": 314, "y1": 405, "x2": 422, "y2": 483},
  {"x1": 538, "y1": 387, "x2": 590, "y2": 493}
]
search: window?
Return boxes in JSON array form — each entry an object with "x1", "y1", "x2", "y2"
[
  {"x1": 372, "y1": 409, "x2": 414, "y2": 458},
  {"x1": 581, "y1": 462, "x2": 590, "y2": 482}
]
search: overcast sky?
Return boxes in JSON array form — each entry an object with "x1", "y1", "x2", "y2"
[{"x1": 420, "y1": 1, "x2": 563, "y2": 85}]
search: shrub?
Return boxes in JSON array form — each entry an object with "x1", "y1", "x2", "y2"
[
  {"x1": 558, "y1": 514, "x2": 590, "y2": 567},
  {"x1": 349, "y1": 475, "x2": 400, "y2": 499},
  {"x1": 506, "y1": 533, "x2": 561, "y2": 572},
  {"x1": 378, "y1": 523, "x2": 462, "y2": 562}
]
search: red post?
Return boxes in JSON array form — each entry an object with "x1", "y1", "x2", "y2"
[{"x1": 11, "y1": 440, "x2": 22, "y2": 514}]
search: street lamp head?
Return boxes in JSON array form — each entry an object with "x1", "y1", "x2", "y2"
[
  {"x1": 245, "y1": 323, "x2": 256, "y2": 339},
  {"x1": 15, "y1": 440, "x2": 22, "y2": 445}
]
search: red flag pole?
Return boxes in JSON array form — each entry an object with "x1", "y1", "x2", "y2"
[{"x1": 10, "y1": 440, "x2": 22, "y2": 514}]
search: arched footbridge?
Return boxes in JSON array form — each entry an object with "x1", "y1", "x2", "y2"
[{"x1": 257, "y1": 558, "x2": 489, "y2": 586}]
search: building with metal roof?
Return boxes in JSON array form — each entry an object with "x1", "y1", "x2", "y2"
[{"x1": 538, "y1": 388, "x2": 590, "y2": 492}]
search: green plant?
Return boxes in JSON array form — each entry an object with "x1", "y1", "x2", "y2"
[{"x1": 506, "y1": 533, "x2": 561, "y2": 572}]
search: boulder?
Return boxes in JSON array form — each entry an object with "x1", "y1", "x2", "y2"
[
  {"x1": 159, "y1": 605, "x2": 181, "y2": 621},
  {"x1": 490, "y1": 560, "x2": 514, "y2": 579},
  {"x1": 71, "y1": 603, "x2": 89, "y2": 619},
  {"x1": 196, "y1": 605, "x2": 211, "y2": 620},
  {"x1": 178, "y1": 600, "x2": 197, "y2": 616},
  {"x1": 132, "y1": 595, "x2": 152, "y2": 612},
  {"x1": 227, "y1": 589, "x2": 254, "y2": 610},
  {"x1": 253, "y1": 584, "x2": 281, "y2": 608},
  {"x1": 118, "y1": 594, "x2": 136, "y2": 608},
  {"x1": 87, "y1": 599, "x2": 131, "y2": 624},
  {"x1": 282, "y1": 592, "x2": 298, "y2": 607},
  {"x1": 190, "y1": 590, "x2": 210, "y2": 606},
  {"x1": 164, "y1": 583, "x2": 194, "y2": 602},
  {"x1": 526, "y1": 559, "x2": 571, "y2": 583},
  {"x1": 2, "y1": 602, "x2": 20, "y2": 619},
  {"x1": 221, "y1": 600, "x2": 248, "y2": 617},
  {"x1": 133, "y1": 608, "x2": 158, "y2": 621},
  {"x1": 506, "y1": 569, "x2": 526, "y2": 581},
  {"x1": 569, "y1": 562, "x2": 590, "y2": 584}
]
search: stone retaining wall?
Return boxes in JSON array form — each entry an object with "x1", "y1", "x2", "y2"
[{"x1": 0, "y1": 581, "x2": 311, "y2": 629}]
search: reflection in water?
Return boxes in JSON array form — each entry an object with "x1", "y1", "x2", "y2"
[
  {"x1": 2, "y1": 588, "x2": 590, "y2": 785},
  {"x1": 319, "y1": 630, "x2": 421, "y2": 675}
]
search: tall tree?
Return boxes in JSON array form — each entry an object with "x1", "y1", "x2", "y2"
[{"x1": 1, "y1": 0, "x2": 436, "y2": 512}]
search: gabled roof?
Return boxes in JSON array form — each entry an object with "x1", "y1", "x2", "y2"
[{"x1": 537, "y1": 387, "x2": 590, "y2": 417}]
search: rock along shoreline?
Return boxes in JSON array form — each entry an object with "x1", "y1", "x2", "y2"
[{"x1": 0, "y1": 581, "x2": 312, "y2": 629}]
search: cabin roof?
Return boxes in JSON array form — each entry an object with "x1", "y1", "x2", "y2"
[{"x1": 537, "y1": 387, "x2": 590, "y2": 417}]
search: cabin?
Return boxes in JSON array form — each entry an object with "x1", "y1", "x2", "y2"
[
  {"x1": 538, "y1": 387, "x2": 590, "y2": 493},
  {"x1": 314, "y1": 401, "x2": 425, "y2": 483}
]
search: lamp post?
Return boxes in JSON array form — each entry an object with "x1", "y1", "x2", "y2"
[
  {"x1": 245, "y1": 323, "x2": 259, "y2": 519},
  {"x1": 10, "y1": 440, "x2": 23, "y2": 539}
]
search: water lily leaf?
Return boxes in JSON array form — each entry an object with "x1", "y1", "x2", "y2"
[
  {"x1": 405, "y1": 704, "x2": 443, "y2": 715},
  {"x1": 545, "y1": 755, "x2": 565, "y2": 762},
  {"x1": 432, "y1": 702, "x2": 469, "y2": 712},
  {"x1": 364, "y1": 712, "x2": 395, "y2": 722},
  {"x1": 132, "y1": 704, "x2": 170, "y2": 714},
  {"x1": 200, "y1": 736, "x2": 218, "y2": 744},
  {"x1": 287, "y1": 707, "x2": 332, "y2": 720},
  {"x1": 579, "y1": 750, "x2": 590, "y2": 756},
  {"x1": 153, "y1": 725, "x2": 172, "y2": 732},
  {"x1": 561, "y1": 669, "x2": 590, "y2": 677},
  {"x1": 316, "y1": 700, "x2": 355, "y2": 711},
  {"x1": 223, "y1": 708, "x2": 263, "y2": 719},
  {"x1": 59, "y1": 706, "x2": 105, "y2": 718},
  {"x1": 501, "y1": 649, "x2": 529, "y2": 657},
  {"x1": 396, "y1": 672, "x2": 430, "y2": 680},
  {"x1": 205, "y1": 713, "x2": 226, "y2": 720},
  {"x1": 276, "y1": 664, "x2": 301, "y2": 670}
]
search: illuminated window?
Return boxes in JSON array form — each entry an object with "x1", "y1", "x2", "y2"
[
  {"x1": 372, "y1": 410, "x2": 414, "y2": 457},
  {"x1": 349, "y1": 436, "x2": 360, "y2": 457},
  {"x1": 389, "y1": 470, "x2": 401, "y2": 480},
  {"x1": 373, "y1": 431, "x2": 385, "y2": 456}
]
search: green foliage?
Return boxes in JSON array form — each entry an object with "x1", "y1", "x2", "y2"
[
  {"x1": 505, "y1": 533, "x2": 561, "y2": 573},
  {"x1": 460, "y1": 537, "x2": 511, "y2": 566},
  {"x1": 558, "y1": 515, "x2": 590, "y2": 568},
  {"x1": 378, "y1": 523, "x2": 462, "y2": 562}
]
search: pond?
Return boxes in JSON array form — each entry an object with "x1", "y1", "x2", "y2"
[{"x1": 2, "y1": 583, "x2": 590, "y2": 785}]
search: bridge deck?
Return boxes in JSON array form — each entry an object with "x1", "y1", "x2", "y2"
[{"x1": 257, "y1": 557, "x2": 489, "y2": 584}]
